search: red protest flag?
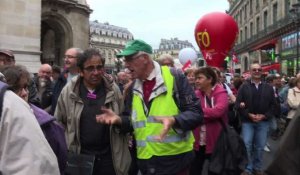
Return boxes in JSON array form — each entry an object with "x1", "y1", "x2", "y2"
[
  {"x1": 182, "y1": 59, "x2": 192, "y2": 72},
  {"x1": 232, "y1": 53, "x2": 238, "y2": 63}
]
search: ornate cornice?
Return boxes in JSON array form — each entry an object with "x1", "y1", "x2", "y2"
[{"x1": 42, "y1": 0, "x2": 92, "y2": 16}]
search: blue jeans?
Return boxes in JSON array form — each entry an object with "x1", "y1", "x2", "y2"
[{"x1": 241, "y1": 121, "x2": 270, "y2": 173}]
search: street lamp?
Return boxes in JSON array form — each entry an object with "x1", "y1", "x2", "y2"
[{"x1": 290, "y1": 3, "x2": 300, "y2": 74}]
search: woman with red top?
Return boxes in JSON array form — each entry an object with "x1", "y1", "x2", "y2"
[{"x1": 190, "y1": 67, "x2": 228, "y2": 175}]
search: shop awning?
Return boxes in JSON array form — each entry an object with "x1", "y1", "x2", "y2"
[
  {"x1": 261, "y1": 63, "x2": 280, "y2": 72},
  {"x1": 252, "y1": 39, "x2": 277, "y2": 50}
]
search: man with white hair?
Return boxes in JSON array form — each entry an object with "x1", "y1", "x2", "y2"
[{"x1": 157, "y1": 53, "x2": 174, "y2": 67}]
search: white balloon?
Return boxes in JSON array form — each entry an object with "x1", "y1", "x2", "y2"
[{"x1": 178, "y1": 48, "x2": 198, "y2": 65}]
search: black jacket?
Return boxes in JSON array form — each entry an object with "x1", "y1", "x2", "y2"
[
  {"x1": 33, "y1": 76, "x2": 53, "y2": 110},
  {"x1": 235, "y1": 80, "x2": 276, "y2": 122},
  {"x1": 28, "y1": 77, "x2": 41, "y2": 107},
  {"x1": 50, "y1": 71, "x2": 67, "y2": 115}
]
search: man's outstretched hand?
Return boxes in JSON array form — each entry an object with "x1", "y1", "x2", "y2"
[
  {"x1": 153, "y1": 116, "x2": 175, "y2": 142},
  {"x1": 96, "y1": 107, "x2": 122, "y2": 125}
]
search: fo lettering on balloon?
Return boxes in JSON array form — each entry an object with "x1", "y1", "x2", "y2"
[{"x1": 196, "y1": 31, "x2": 210, "y2": 48}]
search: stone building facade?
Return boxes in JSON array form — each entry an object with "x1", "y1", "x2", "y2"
[
  {"x1": 0, "y1": 0, "x2": 91, "y2": 72},
  {"x1": 90, "y1": 20, "x2": 134, "y2": 73},
  {"x1": 228, "y1": 0, "x2": 300, "y2": 75},
  {"x1": 153, "y1": 38, "x2": 196, "y2": 59}
]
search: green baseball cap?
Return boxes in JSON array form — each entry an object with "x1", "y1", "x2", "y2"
[{"x1": 116, "y1": 39, "x2": 152, "y2": 58}]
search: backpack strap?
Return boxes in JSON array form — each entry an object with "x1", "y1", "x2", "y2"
[{"x1": 0, "y1": 81, "x2": 8, "y2": 119}]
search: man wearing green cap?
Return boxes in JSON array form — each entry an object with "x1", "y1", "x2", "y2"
[{"x1": 96, "y1": 39, "x2": 203, "y2": 175}]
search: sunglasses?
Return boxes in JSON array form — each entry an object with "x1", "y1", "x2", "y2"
[{"x1": 251, "y1": 68, "x2": 262, "y2": 72}]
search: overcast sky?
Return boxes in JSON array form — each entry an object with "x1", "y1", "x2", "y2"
[{"x1": 86, "y1": 0, "x2": 229, "y2": 50}]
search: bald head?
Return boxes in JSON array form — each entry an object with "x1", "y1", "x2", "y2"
[
  {"x1": 117, "y1": 71, "x2": 128, "y2": 84},
  {"x1": 38, "y1": 64, "x2": 52, "y2": 79}
]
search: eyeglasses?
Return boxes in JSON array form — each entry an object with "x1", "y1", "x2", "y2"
[
  {"x1": 124, "y1": 54, "x2": 145, "y2": 63},
  {"x1": 64, "y1": 55, "x2": 77, "y2": 59},
  {"x1": 83, "y1": 65, "x2": 104, "y2": 73},
  {"x1": 251, "y1": 68, "x2": 262, "y2": 72},
  {"x1": 10, "y1": 84, "x2": 29, "y2": 94}
]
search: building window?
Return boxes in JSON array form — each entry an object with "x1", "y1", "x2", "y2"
[
  {"x1": 250, "y1": 22, "x2": 253, "y2": 36},
  {"x1": 245, "y1": 26, "x2": 248, "y2": 40},
  {"x1": 256, "y1": 0, "x2": 259, "y2": 10},
  {"x1": 263, "y1": 11, "x2": 268, "y2": 29},
  {"x1": 244, "y1": 5, "x2": 247, "y2": 20},
  {"x1": 256, "y1": 17, "x2": 260, "y2": 33},
  {"x1": 285, "y1": 0, "x2": 290, "y2": 15},
  {"x1": 263, "y1": 0, "x2": 267, "y2": 6},
  {"x1": 240, "y1": 10, "x2": 243, "y2": 24},
  {"x1": 90, "y1": 28, "x2": 94, "y2": 34},
  {"x1": 273, "y1": 3, "x2": 278, "y2": 24},
  {"x1": 171, "y1": 44, "x2": 174, "y2": 49},
  {"x1": 250, "y1": 0, "x2": 253, "y2": 15},
  {"x1": 240, "y1": 30, "x2": 243, "y2": 42}
]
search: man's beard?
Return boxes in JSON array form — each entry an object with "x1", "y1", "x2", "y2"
[{"x1": 39, "y1": 78, "x2": 47, "y2": 88}]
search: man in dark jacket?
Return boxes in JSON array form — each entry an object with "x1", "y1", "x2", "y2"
[
  {"x1": 50, "y1": 47, "x2": 82, "y2": 114},
  {"x1": 236, "y1": 63, "x2": 276, "y2": 175},
  {"x1": 96, "y1": 39, "x2": 203, "y2": 175},
  {"x1": 33, "y1": 64, "x2": 53, "y2": 113}
]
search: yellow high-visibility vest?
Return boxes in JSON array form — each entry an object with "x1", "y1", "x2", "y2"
[{"x1": 131, "y1": 66, "x2": 194, "y2": 159}]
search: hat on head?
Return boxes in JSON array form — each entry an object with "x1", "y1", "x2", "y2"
[
  {"x1": 0, "y1": 49, "x2": 14, "y2": 59},
  {"x1": 116, "y1": 39, "x2": 152, "y2": 58}
]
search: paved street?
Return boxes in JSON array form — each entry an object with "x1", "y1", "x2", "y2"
[{"x1": 263, "y1": 137, "x2": 281, "y2": 170}]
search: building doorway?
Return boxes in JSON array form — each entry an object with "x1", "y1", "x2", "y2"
[{"x1": 41, "y1": 13, "x2": 72, "y2": 66}]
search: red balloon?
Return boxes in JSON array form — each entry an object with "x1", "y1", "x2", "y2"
[{"x1": 194, "y1": 12, "x2": 239, "y2": 68}]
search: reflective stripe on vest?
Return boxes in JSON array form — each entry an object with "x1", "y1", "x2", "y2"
[
  {"x1": 132, "y1": 116, "x2": 162, "y2": 129},
  {"x1": 131, "y1": 66, "x2": 194, "y2": 159}
]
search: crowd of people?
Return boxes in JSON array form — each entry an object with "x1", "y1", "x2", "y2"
[{"x1": 0, "y1": 39, "x2": 299, "y2": 175}]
